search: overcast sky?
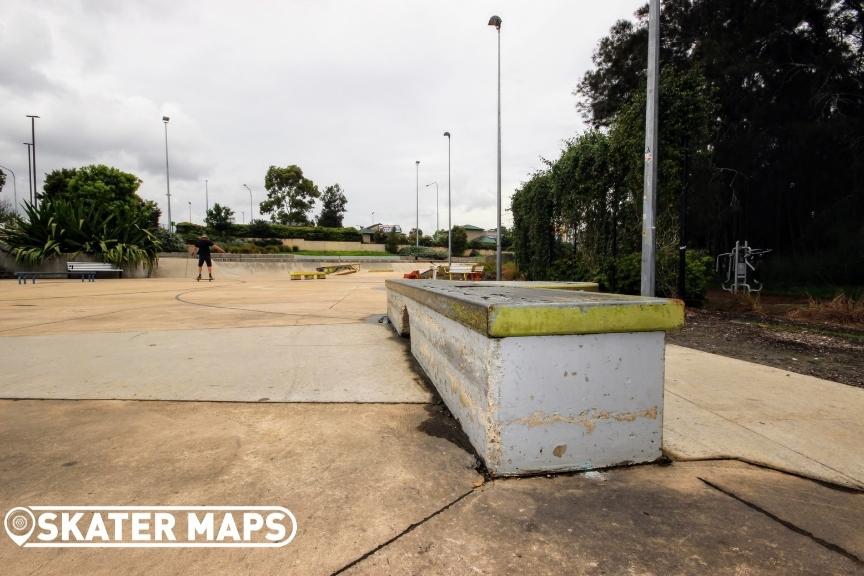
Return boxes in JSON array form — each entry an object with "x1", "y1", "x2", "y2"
[{"x1": 1, "y1": 0, "x2": 641, "y2": 232}]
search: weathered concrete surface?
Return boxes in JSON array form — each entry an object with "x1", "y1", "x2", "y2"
[
  {"x1": 389, "y1": 281, "x2": 674, "y2": 476},
  {"x1": 387, "y1": 279, "x2": 683, "y2": 337},
  {"x1": 0, "y1": 400, "x2": 481, "y2": 576},
  {"x1": 0, "y1": 274, "x2": 391, "y2": 336},
  {"x1": 664, "y1": 344, "x2": 864, "y2": 490},
  {"x1": 344, "y1": 461, "x2": 862, "y2": 575},
  {"x1": 0, "y1": 324, "x2": 431, "y2": 402},
  {"x1": 696, "y1": 464, "x2": 864, "y2": 560}
]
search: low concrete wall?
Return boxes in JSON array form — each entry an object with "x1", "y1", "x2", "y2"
[
  {"x1": 0, "y1": 250, "x2": 151, "y2": 278},
  {"x1": 280, "y1": 239, "x2": 386, "y2": 252},
  {"x1": 387, "y1": 280, "x2": 682, "y2": 476}
]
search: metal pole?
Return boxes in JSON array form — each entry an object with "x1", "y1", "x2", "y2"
[
  {"x1": 495, "y1": 20, "x2": 503, "y2": 280},
  {"x1": 188, "y1": 201, "x2": 192, "y2": 223},
  {"x1": 415, "y1": 160, "x2": 420, "y2": 247},
  {"x1": 444, "y1": 132, "x2": 451, "y2": 265},
  {"x1": 162, "y1": 117, "x2": 172, "y2": 232},
  {"x1": 205, "y1": 179, "x2": 209, "y2": 213},
  {"x1": 243, "y1": 184, "x2": 254, "y2": 223},
  {"x1": 26, "y1": 115, "x2": 39, "y2": 206},
  {"x1": 241, "y1": 211, "x2": 245, "y2": 224},
  {"x1": 640, "y1": 0, "x2": 660, "y2": 296},
  {"x1": 23, "y1": 143, "x2": 32, "y2": 204},
  {"x1": 0, "y1": 165, "x2": 16, "y2": 214}
]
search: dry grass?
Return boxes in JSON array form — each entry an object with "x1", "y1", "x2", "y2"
[{"x1": 787, "y1": 293, "x2": 864, "y2": 325}]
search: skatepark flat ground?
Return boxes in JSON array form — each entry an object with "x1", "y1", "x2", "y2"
[{"x1": 0, "y1": 269, "x2": 861, "y2": 574}]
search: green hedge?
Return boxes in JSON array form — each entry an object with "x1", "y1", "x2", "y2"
[{"x1": 174, "y1": 222, "x2": 362, "y2": 243}]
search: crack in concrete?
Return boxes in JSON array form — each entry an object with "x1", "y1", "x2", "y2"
[
  {"x1": 698, "y1": 476, "x2": 863, "y2": 566},
  {"x1": 328, "y1": 486, "x2": 482, "y2": 575}
]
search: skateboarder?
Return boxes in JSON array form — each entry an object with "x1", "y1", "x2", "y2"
[{"x1": 192, "y1": 234, "x2": 226, "y2": 281}]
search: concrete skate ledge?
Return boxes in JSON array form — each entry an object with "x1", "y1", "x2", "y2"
[
  {"x1": 386, "y1": 279, "x2": 682, "y2": 337},
  {"x1": 387, "y1": 280, "x2": 683, "y2": 476}
]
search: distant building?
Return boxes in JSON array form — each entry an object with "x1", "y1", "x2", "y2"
[
  {"x1": 360, "y1": 223, "x2": 402, "y2": 243},
  {"x1": 472, "y1": 235, "x2": 497, "y2": 247},
  {"x1": 460, "y1": 224, "x2": 486, "y2": 243}
]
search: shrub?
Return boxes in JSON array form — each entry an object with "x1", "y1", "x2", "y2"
[
  {"x1": 385, "y1": 230, "x2": 400, "y2": 254},
  {"x1": 153, "y1": 228, "x2": 187, "y2": 252},
  {"x1": 398, "y1": 246, "x2": 444, "y2": 259}
]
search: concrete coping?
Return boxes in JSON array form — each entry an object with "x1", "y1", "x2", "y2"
[{"x1": 386, "y1": 279, "x2": 684, "y2": 337}]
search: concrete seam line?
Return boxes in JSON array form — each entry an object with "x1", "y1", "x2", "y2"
[
  {"x1": 328, "y1": 486, "x2": 483, "y2": 575},
  {"x1": 174, "y1": 289, "x2": 366, "y2": 323},
  {"x1": 667, "y1": 390, "x2": 860, "y2": 485},
  {"x1": 697, "y1": 477, "x2": 863, "y2": 566}
]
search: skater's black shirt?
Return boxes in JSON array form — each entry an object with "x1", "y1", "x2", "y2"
[{"x1": 195, "y1": 239, "x2": 214, "y2": 266}]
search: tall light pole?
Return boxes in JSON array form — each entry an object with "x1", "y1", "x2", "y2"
[
  {"x1": 205, "y1": 179, "x2": 209, "y2": 213},
  {"x1": 415, "y1": 160, "x2": 420, "y2": 247},
  {"x1": 0, "y1": 165, "x2": 17, "y2": 214},
  {"x1": 162, "y1": 116, "x2": 172, "y2": 232},
  {"x1": 242, "y1": 184, "x2": 254, "y2": 222},
  {"x1": 26, "y1": 115, "x2": 39, "y2": 207},
  {"x1": 443, "y1": 131, "x2": 452, "y2": 265},
  {"x1": 640, "y1": 0, "x2": 660, "y2": 296},
  {"x1": 188, "y1": 201, "x2": 192, "y2": 223},
  {"x1": 488, "y1": 15, "x2": 503, "y2": 280},
  {"x1": 426, "y1": 182, "x2": 439, "y2": 232},
  {"x1": 23, "y1": 143, "x2": 32, "y2": 204}
]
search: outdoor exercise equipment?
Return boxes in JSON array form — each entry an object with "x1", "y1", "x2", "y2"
[{"x1": 715, "y1": 241, "x2": 771, "y2": 294}]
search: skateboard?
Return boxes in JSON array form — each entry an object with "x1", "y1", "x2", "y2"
[{"x1": 196, "y1": 275, "x2": 214, "y2": 282}]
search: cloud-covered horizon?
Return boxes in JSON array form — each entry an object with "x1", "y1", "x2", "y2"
[{"x1": 1, "y1": 0, "x2": 640, "y2": 231}]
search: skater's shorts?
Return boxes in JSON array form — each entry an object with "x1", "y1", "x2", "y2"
[{"x1": 198, "y1": 255, "x2": 212, "y2": 266}]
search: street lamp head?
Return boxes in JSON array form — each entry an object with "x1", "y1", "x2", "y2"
[
  {"x1": 443, "y1": 131, "x2": 450, "y2": 138},
  {"x1": 416, "y1": 160, "x2": 420, "y2": 166},
  {"x1": 488, "y1": 15, "x2": 502, "y2": 30},
  {"x1": 162, "y1": 116, "x2": 170, "y2": 123}
]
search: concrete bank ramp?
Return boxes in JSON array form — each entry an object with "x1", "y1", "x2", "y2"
[
  {"x1": 664, "y1": 344, "x2": 864, "y2": 490},
  {"x1": 153, "y1": 257, "x2": 425, "y2": 279}
]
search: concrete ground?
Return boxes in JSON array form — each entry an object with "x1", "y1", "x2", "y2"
[{"x1": 0, "y1": 266, "x2": 861, "y2": 574}]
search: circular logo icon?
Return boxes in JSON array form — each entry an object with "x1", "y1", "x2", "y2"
[{"x1": 4, "y1": 507, "x2": 36, "y2": 546}]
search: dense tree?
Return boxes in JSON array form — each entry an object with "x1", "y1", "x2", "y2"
[
  {"x1": 316, "y1": 184, "x2": 348, "y2": 227},
  {"x1": 385, "y1": 229, "x2": 401, "y2": 254},
  {"x1": 259, "y1": 165, "x2": 320, "y2": 226},
  {"x1": 573, "y1": 0, "x2": 864, "y2": 284},
  {"x1": 205, "y1": 203, "x2": 235, "y2": 234},
  {"x1": 450, "y1": 226, "x2": 468, "y2": 256},
  {"x1": 40, "y1": 165, "x2": 160, "y2": 227},
  {"x1": 2, "y1": 164, "x2": 161, "y2": 268},
  {"x1": 406, "y1": 228, "x2": 423, "y2": 245}
]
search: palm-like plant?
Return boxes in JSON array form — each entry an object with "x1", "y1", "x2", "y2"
[{"x1": 0, "y1": 199, "x2": 162, "y2": 270}]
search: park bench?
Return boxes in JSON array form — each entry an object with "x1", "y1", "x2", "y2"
[
  {"x1": 386, "y1": 279, "x2": 683, "y2": 477},
  {"x1": 16, "y1": 262, "x2": 123, "y2": 284},
  {"x1": 290, "y1": 271, "x2": 327, "y2": 280},
  {"x1": 446, "y1": 263, "x2": 484, "y2": 280}
]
